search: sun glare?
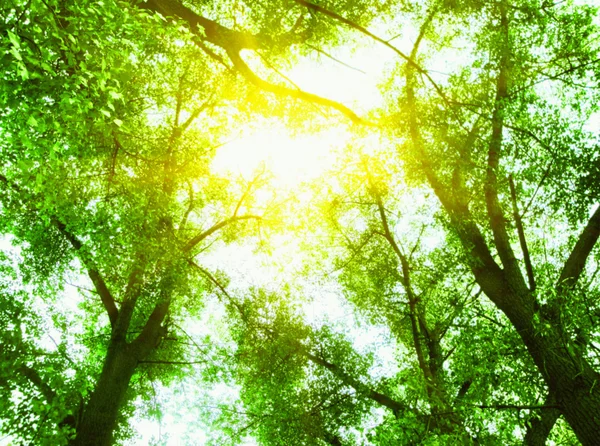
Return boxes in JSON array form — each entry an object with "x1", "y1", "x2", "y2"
[
  {"x1": 211, "y1": 43, "x2": 388, "y2": 186},
  {"x1": 211, "y1": 124, "x2": 350, "y2": 188}
]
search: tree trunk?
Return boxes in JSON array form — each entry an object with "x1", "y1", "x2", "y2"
[
  {"x1": 491, "y1": 287, "x2": 600, "y2": 445},
  {"x1": 71, "y1": 340, "x2": 138, "y2": 446},
  {"x1": 532, "y1": 333, "x2": 600, "y2": 446},
  {"x1": 70, "y1": 293, "x2": 170, "y2": 445},
  {"x1": 523, "y1": 394, "x2": 560, "y2": 446}
]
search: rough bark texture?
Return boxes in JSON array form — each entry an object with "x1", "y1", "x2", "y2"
[
  {"x1": 71, "y1": 290, "x2": 171, "y2": 445},
  {"x1": 459, "y1": 232, "x2": 600, "y2": 445},
  {"x1": 524, "y1": 394, "x2": 560, "y2": 446},
  {"x1": 469, "y1": 252, "x2": 600, "y2": 445},
  {"x1": 527, "y1": 330, "x2": 600, "y2": 445},
  {"x1": 71, "y1": 341, "x2": 138, "y2": 446}
]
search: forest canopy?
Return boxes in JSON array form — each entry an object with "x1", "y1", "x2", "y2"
[{"x1": 1, "y1": 0, "x2": 600, "y2": 445}]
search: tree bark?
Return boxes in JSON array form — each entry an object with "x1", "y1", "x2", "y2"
[
  {"x1": 523, "y1": 393, "x2": 560, "y2": 446},
  {"x1": 472, "y1": 264, "x2": 600, "y2": 446},
  {"x1": 524, "y1": 327, "x2": 600, "y2": 446},
  {"x1": 71, "y1": 340, "x2": 138, "y2": 446},
  {"x1": 71, "y1": 280, "x2": 171, "y2": 445}
]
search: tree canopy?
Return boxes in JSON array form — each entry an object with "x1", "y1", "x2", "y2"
[{"x1": 1, "y1": 0, "x2": 600, "y2": 444}]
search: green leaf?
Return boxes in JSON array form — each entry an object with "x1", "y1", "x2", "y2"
[
  {"x1": 108, "y1": 90, "x2": 123, "y2": 100},
  {"x1": 9, "y1": 48, "x2": 22, "y2": 61},
  {"x1": 7, "y1": 30, "x2": 20, "y2": 48}
]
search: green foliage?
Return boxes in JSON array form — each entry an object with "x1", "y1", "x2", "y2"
[
  {"x1": 1, "y1": 0, "x2": 600, "y2": 444},
  {"x1": 210, "y1": 288, "x2": 374, "y2": 445}
]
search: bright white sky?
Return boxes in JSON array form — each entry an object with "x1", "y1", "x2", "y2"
[{"x1": 211, "y1": 40, "x2": 388, "y2": 187}]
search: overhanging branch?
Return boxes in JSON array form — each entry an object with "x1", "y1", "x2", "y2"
[
  {"x1": 183, "y1": 215, "x2": 262, "y2": 252},
  {"x1": 226, "y1": 49, "x2": 368, "y2": 125},
  {"x1": 559, "y1": 204, "x2": 600, "y2": 288},
  {"x1": 402, "y1": 16, "x2": 510, "y2": 311},
  {"x1": 142, "y1": 0, "x2": 260, "y2": 50},
  {"x1": 140, "y1": 0, "x2": 370, "y2": 124}
]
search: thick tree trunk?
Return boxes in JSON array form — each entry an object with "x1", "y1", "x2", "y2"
[
  {"x1": 71, "y1": 340, "x2": 138, "y2": 446},
  {"x1": 70, "y1": 293, "x2": 170, "y2": 445},
  {"x1": 431, "y1": 182, "x2": 600, "y2": 443},
  {"x1": 490, "y1": 286, "x2": 600, "y2": 445},
  {"x1": 531, "y1": 333, "x2": 600, "y2": 446},
  {"x1": 523, "y1": 394, "x2": 560, "y2": 446}
]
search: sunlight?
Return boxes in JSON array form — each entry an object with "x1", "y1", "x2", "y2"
[
  {"x1": 211, "y1": 124, "x2": 349, "y2": 188},
  {"x1": 286, "y1": 43, "x2": 387, "y2": 112},
  {"x1": 211, "y1": 42, "x2": 388, "y2": 185}
]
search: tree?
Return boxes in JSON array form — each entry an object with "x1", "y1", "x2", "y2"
[
  {"x1": 0, "y1": 1, "x2": 277, "y2": 443},
  {"x1": 169, "y1": 0, "x2": 600, "y2": 443},
  {"x1": 291, "y1": 0, "x2": 600, "y2": 443},
  {"x1": 393, "y1": 2, "x2": 600, "y2": 443}
]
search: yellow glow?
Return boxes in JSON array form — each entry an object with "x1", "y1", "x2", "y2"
[
  {"x1": 211, "y1": 43, "x2": 388, "y2": 186},
  {"x1": 211, "y1": 124, "x2": 349, "y2": 188}
]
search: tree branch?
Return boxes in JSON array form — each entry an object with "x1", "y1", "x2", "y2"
[
  {"x1": 558, "y1": 204, "x2": 600, "y2": 288},
  {"x1": 471, "y1": 403, "x2": 559, "y2": 410},
  {"x1": 524, "y1": 393, "x2": 560, "y2": 446},
  {"x1": 188, "y1": 261, "x2": 246, "y2": 316},
  {"x1": 141, "y1": 0, "x2": 369, "y2": 124},
  {"x1": 293, "y1": 0, "x2": 411, "y2": 61},
  {"x1": 370, "y1": 185, "x2": 436, "y2": 391},
  {"x1": 178, "y1": 180, "x2": 194, "y2": 232},
  {"x1": 293, "y1": 0, "x2": 448, "y2": 103},
  {"x1": 225, "y1": 49, "x2": 368, "y2": 125},
  {"x1": 17, "y1": 364, "x2": 56, "y2": 403},
  {"x1": 1, "y1": 174, "x2": 120, "y2": 327},
  {"x1": 180, "y1": 100, "x2": 214, "y2": 132},
  {"x1": 183, "y1": 215, "x2": 262, "y2": 252},
  {"x1": 142, "y1": 0, "x2": 260, "y2": 50},
  {"x1": 306, "y1": 43, "x2": 366, "y2": 74},
  {"x1": 53, "y1": 219, "x2": 119, "y2": 327},
  {"x1": 455, "y1": 379, "x2": 472, "y2": 404},
  {"x1": 302, "y1": 350, "x2": 406, "y2": 415},
  {"x1": 113, "y1": 262, "x2": 145, "y2": 340},
  {"x1": 233, "y1": 170, "x2": 265, "y2": 218},
  {"x1": 402, "y1": 15, "x2": 516, "y2": 314},
  {"x1": 509, "y1": 175, "x2": 536, "y2": 291},
  {"x1": 484, "y1": 5, "x2": 525, "y2": 291},
  {"x1": 131, "y1": 295, "x2": 172, "y2": 359},
  {"x1": 139, "y1": 360, "x2": 205, "y2": 365}
]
